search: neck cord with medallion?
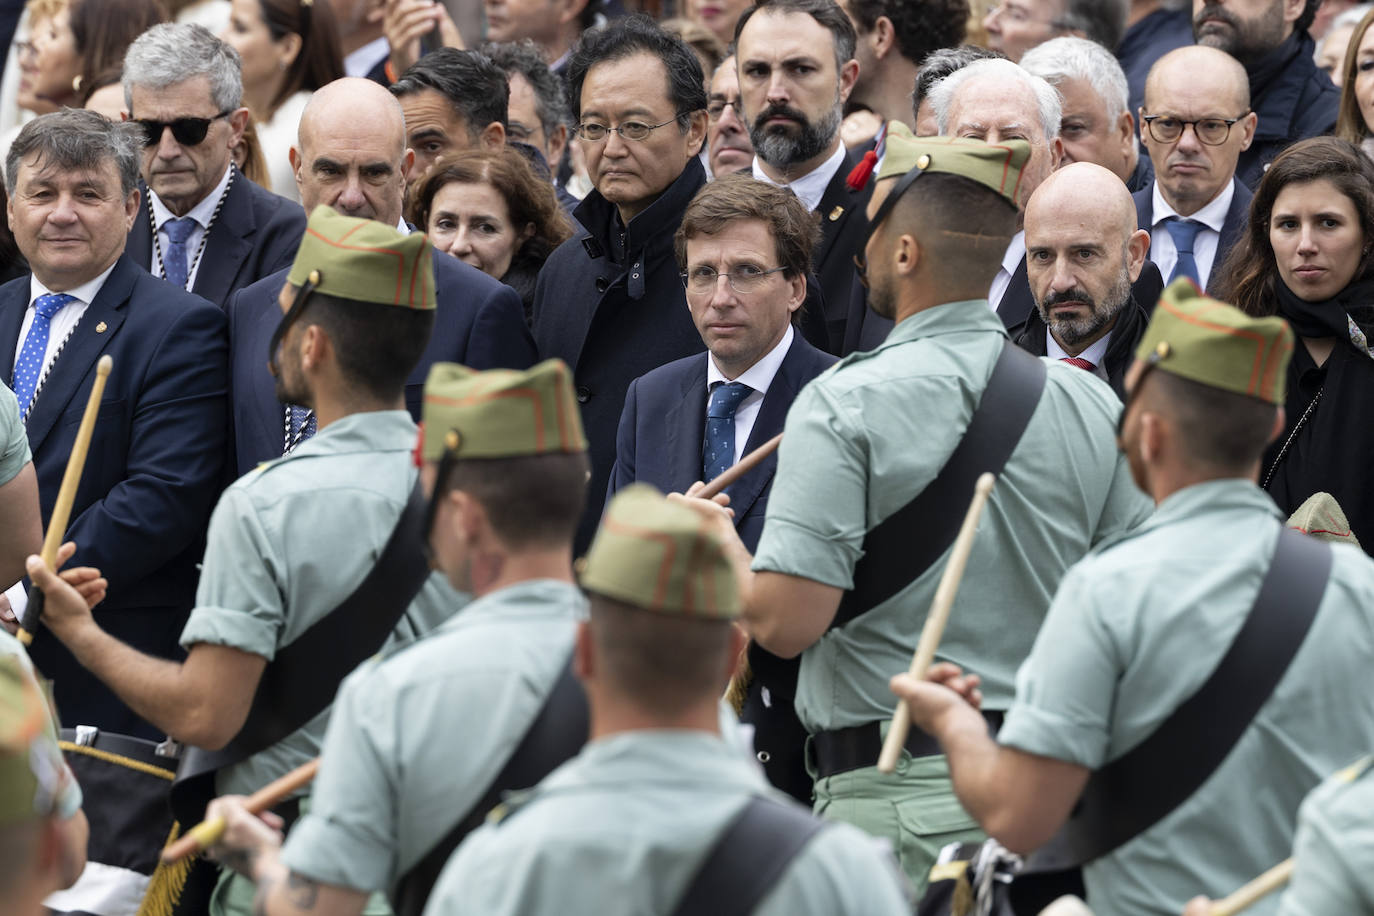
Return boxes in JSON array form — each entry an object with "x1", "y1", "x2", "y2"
[{"x1": 148, "y1": 166, "x2": 235, "y2": 289}]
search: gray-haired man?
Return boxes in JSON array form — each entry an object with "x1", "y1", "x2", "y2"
[{"x1": 122, "y1": 23, "x2": 305, "y2": 308}]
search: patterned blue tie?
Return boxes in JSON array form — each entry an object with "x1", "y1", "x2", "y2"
[
  {"x1": 702, "y1": 381, "x2": 752, "y2": 483},
  {"x1": 163, "y1": 217, "x2": 196, "y2": 289},
  {"x1": 1165, "y1": 218, "x2": 1203, "y2": 287},
  {"x1": 13, "y1": 293, "x2": 75, "y2": 420}
]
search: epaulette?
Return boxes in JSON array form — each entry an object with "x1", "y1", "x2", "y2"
[{"x1": 486, "y1": 787, "x2": 537, "y2": 826}]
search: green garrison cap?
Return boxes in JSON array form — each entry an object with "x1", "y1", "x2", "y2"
[
  {"x1": 0, "y1": 658, "x2": 62, "y2": 825},
  {"x1": 419, "y1": 359, "x2": 587, "y2": 461},
  {"x1": 876, "y1": 123, "x2": 1032, "y2": 209},
  {"x1": 1287, "y1": 492, "x2": 1363, "y2": 550},
  {"x1": 580, "y1": 484, "x2": 740, "y2": 619},
  {"x1": 287, "y1": 205, "x2": 436, "y2": 310},
  {"x1": 1137, "y1": 279, "x2": 1292, "y2": 405}
]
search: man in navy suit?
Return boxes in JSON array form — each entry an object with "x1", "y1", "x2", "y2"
[
  {"x1": 608, "y1": 174, "x2": 835, "y2": 802},
  {"x1": 1133, "y1": 46, "x2": 1255, "y2": 293},
  {"x1": 227, "y1": 78, "x2": 536, "y2": 478},
  {"x1": 122, "y1": 24, "x2": 306, "y2": 310},
  {"x1": 1, "y1": 110, "x2": 228, "y2": 737}
]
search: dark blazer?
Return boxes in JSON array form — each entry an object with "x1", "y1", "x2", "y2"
[
  {"x1": 805, "y1": 148, "x2": 872, "y2": 355},
  {"x1": 226, "y1": 249, "x2": 536, "y2": 478},
  {"x1": 0, "y1": 256, "x2": 229, "y2": 736},
  {"x1": 1133, "y1": 177, "x2": 1252, "y2": 289},
  {"x1": 996, "y1": 257, "x2": 1166, "y2": 334},
  {"x1": 1236, "y1": 31, "x2": 1339, "y2": 190},
  {"x1": 605, "y1": 330, "x2": 836, "y2": 551},
  {"x1": 127, "y1": 168, "x2": 307, "y2": 309}
]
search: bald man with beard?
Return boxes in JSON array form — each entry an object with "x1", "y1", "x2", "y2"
[
  {"x1": 1015, "y1": 163, "x2": 1159, "y2": 398},
  {"x1": 225, "y1": 78, "x2": 536, "y2": 477}
]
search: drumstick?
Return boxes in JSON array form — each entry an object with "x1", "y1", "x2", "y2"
[
  {"x1": 161, "y1": 758, "x2": 321, "y2": 863},
  {"x1": 18, "y1": 355, "x2": 113, "y2": 647},
  {"x1": 1209, "y1": 859, "x2": 1294, "y2": 916},
  {"x1": 877, "y1": 472, "x2": 996, "y2": 773},
  {"x1": 698, "y1": 433, "x2": 783, "y2": 500}
]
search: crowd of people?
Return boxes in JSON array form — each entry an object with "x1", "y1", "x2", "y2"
[{"x1": 0, "y1": 0, "x2": 1372, "y2": 914}]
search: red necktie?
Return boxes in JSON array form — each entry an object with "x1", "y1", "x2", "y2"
[{"x1": 1061, "y1": 357, "x2": 1096, "y2": 371}]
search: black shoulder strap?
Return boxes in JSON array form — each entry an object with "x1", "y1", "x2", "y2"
[
  {"x1": 171, "y1": 478, "x2": 432, "y2": 826},
  {"x1": 832, "y1": 340, "x2": 1047, "y2": 629},
  {"x1": 1027, "y1": 527, "x2": 1333, "y2": 872},
  {"x1": 390, "y1": 654, "x2": 589, "y2": 916},
  {"x1": 671, "y1": 796, "x2": 829, "y2": 916}
]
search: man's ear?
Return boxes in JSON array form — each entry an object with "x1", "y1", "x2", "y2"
[
  {"x1": 1238, "y1": 111, "x2": 1258, "y2": 152},
  {"x1": 1126, "y1": 228, "x2": 1150, "y2": 282},
  {"x1": 894, "y1": 231, "x2": 922, "y2": 278},
  {"x1": 685, "y1": 110, "x2": 709, "y2": 157},
  {"x1": 480, "y1": 121, "x2": 506, "y2": 150},
  {"x1": 401, "y1": 147, "x2": 416, "y2": 183},
  {"x1": 871, "y1": 16, "x2": 897, "y2": 60},
  {"x1": 838, "y1": 58, "x2": 860, "y2": 104},
  {"x1": 228, "y1": 107, "x2": 250, "y2": 148}
]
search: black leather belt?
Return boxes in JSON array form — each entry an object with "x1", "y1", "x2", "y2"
[
  {"x1": 59, "y1": 727, "x2": 181, "y2": 771},
  {"x1": 811, "y1": 711, "x2": 1004, "y2": 780}
]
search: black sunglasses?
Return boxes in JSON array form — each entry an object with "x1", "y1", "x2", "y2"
[{"x1": 134, "y1": 108, "x2": 234, "y2": 148}]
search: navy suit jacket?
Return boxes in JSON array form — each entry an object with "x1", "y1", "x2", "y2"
[
  {"x1": 127, "y1": 169, "x2": 306, "y2": 309},
  {"x1": 227, "y1": 249, "x2": 536, "y2": 477},
  {"x1": 605, "y1": 331, "x2": 836, "y2": 552},
  {"x1": 1133, "y1": 177, "x2": 1252, "y2": 289},
  {"x1": 0, "y1": 255, "x2": 229, "y2": 735}
]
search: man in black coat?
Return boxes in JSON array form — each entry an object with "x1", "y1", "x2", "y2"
[{"x1": 531, "y1": 18, "x2": 711, "y2": 554}]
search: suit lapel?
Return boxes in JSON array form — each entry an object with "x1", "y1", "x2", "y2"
[
  {"x1": 813, "y1": 149, "x2": 861, "y2": 266},
  {"x1": 728, "y1": 342, "x2": 800, "y2": 522},
  {"x1": 127, "y1": 188, "x2": 154, "y2": 269},
  {"x1": 996, "y1": 256, "x2": 1033, "y2": 330},
  {"x1": 0, "y1": 282, "x2": 28, "y2": 385},
  {"x1": 192, "y1": 174, "x2": 253, "y2": 305},
  {"x1": 1211, "y1": 179, "x2": 1252, "y2": 287},
  {"x1": 24, "y1": 259, "x2": 132, "y2": 452},
  {"x1": 664, "y1": 357, "x2": 708, "y2": 491}
]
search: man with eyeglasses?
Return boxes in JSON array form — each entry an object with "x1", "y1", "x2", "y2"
[
  {"x1": 983, "y1": 0, "x2": 1129, "y2": 62},
  {"x1": 606, "y1": 174, "x2": 835, "y2": 802},
  {"x1": 706, "y1": 55, "x2": 755, "y2": 177},
  {"x1": 481, "y1": 40, "x2": 578, "y2": 214},
  {"x1": 1133, "y1": 46, "x2": 1256, "y2": 292},
  {"x1": 122, "y1": 23, "x2": 306, "y2": 310},
  {"x1": 530, "y1": 16, "x2": 711, "y2": 555}
]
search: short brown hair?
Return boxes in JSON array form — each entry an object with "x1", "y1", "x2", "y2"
[
  {"x1": 445, "y1": 452, "x2": 590, "y2": 549},
  {"x1": 675, "y1": 172, "x2": 821, "y2": 279}
]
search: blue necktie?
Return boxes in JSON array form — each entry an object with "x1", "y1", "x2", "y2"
[
  {"x1": 13, "y1": 293, "x2": 75, "y2": 420},
  {"x1": 163, "y1": 217, "x2": 196, "y2": 289},
  {"x1": 702, "y1": 381, "x2": 752, "y2": 483},
  {"x1": 1165, "y1": 218, "x2": 1203, "y2": 287}
]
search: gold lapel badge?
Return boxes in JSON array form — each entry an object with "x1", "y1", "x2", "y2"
[
  {"x1": 95, "y1": 321, "x2": 107, "y2": 333},
  {"x1": 828, "y1": 206, "x2": 844, "y2": 222}
]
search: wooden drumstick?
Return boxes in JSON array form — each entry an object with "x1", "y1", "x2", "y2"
[
  {"x1": 161, "y1": 758, "x2": 321, "y2": 863},
  {"x1": 877, "y1": 472, "x2": 996, "y2": 773},
  {"x1": 698, "y1": 433, "x2": 782, "y2": 500},
  {"x1": 1209, "y1": 859, "x2": 1293, "y2": 916},
  {"x1": 18, "y1": 355, "x2": 113, "y2": 647}
]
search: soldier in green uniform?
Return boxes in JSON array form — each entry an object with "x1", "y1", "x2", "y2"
[
  {"x1": 420, "y1": 485, "x2": 912, "y2": 916},
  {"x1": 0, "y1": 382, "x2": 42, "y2": 612},
  {"x1": 27, "y1": 206, "x2": 463, "y2": 916},
  {"x1": 680, "y1": 126, "x2": 1151, "y2": 892},
  {"x1": 892, "y1": 282, "x2": 1374, "y2": 915},
  {"x1": 197, "y1": 359, "x2": 591, "y2": 916}
]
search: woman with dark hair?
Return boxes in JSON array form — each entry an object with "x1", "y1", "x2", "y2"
[
  {"x1": 220, "y1": 0, "x2": 344, "y2": 200},
  {"x1": 1333, "y1": 5, "x2": 1374, "y2": 156},
  {"x1": 411, "y1": 147, "x2": 574, "y2": 319},
  {"x1": 1213, "y1": 136, "x2": 1374, "y2": 553}
]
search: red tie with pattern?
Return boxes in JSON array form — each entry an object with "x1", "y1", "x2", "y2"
[{"x1": 1061, "y1": 357, "x2": 1096, "y2": 371}]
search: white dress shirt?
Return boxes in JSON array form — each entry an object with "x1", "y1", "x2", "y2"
[
  {"x1": 148, "y1": 163, "x2": 234, "y2": 291},
  {"x1": 5, "y1": 262, "x2": 118, "y2": 616},
  {"x1": 705, "y1": 324, "x2": 793, "y2": 465},
  {"x1": 1148, "y1": 180, "x2": 1235, "y2": 290},
  {"x1": 1046, "y1": 328, "x2": 1112, "y2": 385},
  {"x1": 344, "y1": 36, "x2": 390, "y2": 79},
  {"x1": 989, "y1": 231, "x2": 1026, "y2": 310},
  {"x1": 751, "y1": 144, "x2": 847, "y2": 212}
]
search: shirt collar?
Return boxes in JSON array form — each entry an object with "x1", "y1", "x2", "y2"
[
  {"x1": 1046, "y1": 327, "x2": 1112, "y2": 366},
  {"x1": 28, "y1": 260, "x2": 119, "y2": 308},
  {"x1": 1152, "y1": 178, "x2": 1234, "y2": 233},
  {"x1": 887, "y1": 297, "x2": 1009, "y2": 345},
  {"x1": 149, "y1": 163, "x2": 233, "y2": 231},
  {"x1": 750, "y1": 143, "x2": 846, "y2": 212},
  {"x1": 1147, "y1": 477, "x2": 1283, "y2": 531},
  {"x1": 343, "y1": 35, "x2": 390, "y2": 79},
  {"x1": 283, "y1": 409, "x2": 415, "y2": 461},
  {"x1": 1002, "y1": 230, "x2": 1027, "y2": 275},
  {"x1": 706, "y1": 323, "x2": 793, "y2": 393}
]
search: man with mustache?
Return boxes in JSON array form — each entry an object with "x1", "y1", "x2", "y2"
[
  {"x1": 1133, "y1": 46, "x2": 1255, "y2": 293},
  {"x1": 1192, "y1": 0, "x2": 1338, "y2": 188},
  {"x1": 1019, "y1": 162, "x2": 1153, "y2": 398},
  {"x1": 735, "y1": 0, "x2": 871, "y2": 355}
]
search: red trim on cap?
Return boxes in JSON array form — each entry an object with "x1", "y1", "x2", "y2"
[
  {"x1": 1156, "y1": 296, "x2": 1270, "y2": 396},
  {"x1": 601, "y1": 514, "x2": 678, "y2": 608},
  {"x1": 426, "y1": 384, "x2": 547, "y2": 451},
  {"x1": 302, "y1": 226, "x2": 408, "y2": 304}
]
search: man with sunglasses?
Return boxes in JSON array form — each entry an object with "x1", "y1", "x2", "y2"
[
  {"x1": 122, "y1": 24, "x2": 306, "y2": 309},
  {"x1": 30, "y1": 207, "x2": 462, "y2": 916},
  {"x1": 1133, "y1": 46, "x2": 1256, "y2": 293}
]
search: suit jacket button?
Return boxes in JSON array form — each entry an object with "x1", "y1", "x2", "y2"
[
  {"x1": 576, "y1": 386, "x2": 591, "y2": 403},
  {"x1": 595, "y1": 277, "x2": 609, "y2": 293}
]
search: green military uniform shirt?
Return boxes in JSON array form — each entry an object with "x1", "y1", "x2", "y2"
[
  {"x1": 0, "y1": 630, "x2": 81, "y2": 819},
  {"x1": 278, "y1": 579, "x2": 584, "y2": 897},
  {"x1": 1001, "y1": 480, "x2": 1374, "y2": 914},
  {"x1": 0, "y1": 383, "x2": 30, "y2": 486},
  {"x1": 1278, "y1": 757, "x2": 1374, "y2": 915},
  {"x1": 423, "y1": 730, "x2": 913, "y2": 915},
  {"x1": 179, "y1": 410, "x2": 467, "y2": 800}
]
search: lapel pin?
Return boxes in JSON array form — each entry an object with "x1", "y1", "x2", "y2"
[
  {"x1": 828, "y1": 206, "x2": 844, "y2": 222},
  {"x1": 95, "y1": 321, "x2": 107, "y2": 333}
]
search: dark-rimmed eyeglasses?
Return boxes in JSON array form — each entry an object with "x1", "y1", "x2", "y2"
[
  {"x1": 681, "y1": 264, "x2": 787, "y2": 296},
  {"x1": 1140, "y1": 114, "x2": 1247, "y2": 146},
  {"x1": 134, "y1": 109, "x2": 235, "y2": 148},
  {"x1": 575, "y1": 116, "x2": 681, "y2": 142},
  {"x1": 707, "y1": 98, "x2": 742, "y2": 121}
]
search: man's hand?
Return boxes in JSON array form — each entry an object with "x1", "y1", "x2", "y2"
[
  {"x1": 1181, "y1": 897, "x2": 1213, "y2": 916},
  {"x1": 384, "y1": 0, "x2": 464, "y2": 78},
  {"x1": 24, "y1": 543, "x2": 108, "y2": 639},
  {"x1": 0, "y1": 593, "x2": 16, "y2": 636},
  {"x1": 203, "y1": 795, "x2": 285, "y2": 881},
  {"x1": 889, "y1": 662, "x2": 983, "y2": 736}
]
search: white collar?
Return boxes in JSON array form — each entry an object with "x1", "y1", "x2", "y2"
[
  {"x1": 28, "y1": 260, "x2": 119, "y2": 307},
  {"x1": 344, "y1": 36, "x2": 390, "y2": 79},
  {"x1": 706, "y1": 323, "x2": 794, "y2": 392},
  {"x1": 1151, "y1": 179, "x2": 1234, "y2": 233},
  {"x1": 751, "y1": 144, "x2": 847, "y2": 212},
  {"x1": 1046, "y1": 327, "x2": 1112, "y2": 366},
  {"x1": 149, "y1": 163, "x2": 233, "y2": 230},
  {"x1": 1003, "y1": 230, "x2": 1027, "y2": 274}
]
